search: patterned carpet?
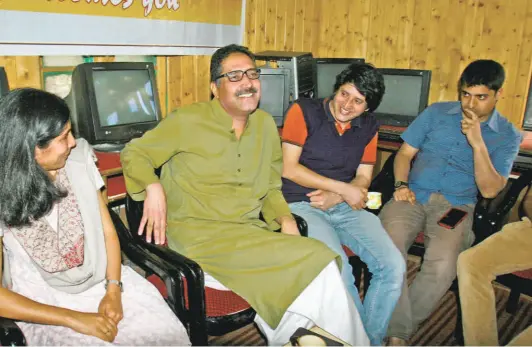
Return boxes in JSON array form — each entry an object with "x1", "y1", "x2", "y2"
[{"x1": 209, "y1": 256, "x2": 532, "y2": 346}]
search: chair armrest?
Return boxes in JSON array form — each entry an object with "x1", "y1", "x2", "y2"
[
  {"x1": 473, "y1": 169, "x2": 532, "y2": 244},
  {"x1": 122, "y1": 196, "x2": 206, "y2": 311},
  {"x1": 109, "y1": 207, "x2": 188, "y2": 315},
  {"x1": 109, "y1": 206, "x2": 207, "y2": 345},
  {"x1": 134, "y1": 244, "x2": 207, "y2": 346},
  {"x1": 293, "y1": 213, "x2": 308, "y2": 237},
  {"x1": 260, "y1": 213, "x2": 308, "y2": 236},
  {"x1": 0, "y1": 317, "x2": 26, "y2": 346}
]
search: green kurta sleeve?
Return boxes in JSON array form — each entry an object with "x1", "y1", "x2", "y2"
[
  {"x1": 261, "y1": 121, "x2": 292, "y2": 229},
  {"x1": 120, "y1": 111, "x2": 182, "y2": 201}
]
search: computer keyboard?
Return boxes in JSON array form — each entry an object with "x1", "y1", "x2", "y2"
[
  {"x1": 378, "y1": 131, "x2": 403, "y2": 143},
  {"x1": 378, "y1": 125, "x2": 405, "y2": 143},
  {"x1": 513, "y1": 154, "x2": 532, "y2": 173},
  {"x1": 93, "y1": 142, "x2": 125, "y2": 153},
  {"x1": 378, "y1": 117, "x2": 412, "y2": 127}
]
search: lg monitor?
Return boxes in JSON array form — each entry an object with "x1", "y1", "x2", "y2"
[
  {"x1": 0, "y1": 67, "x2": 9, "y2": 97},
  {"x1": 257, "y1": 67, "x2": 291, "y2": 126},
  {"x1": 374, "y1": 68, "x2": 432, "y2": 127},
  {"x1": 64, "y1": 62, "x2": 162, "y2": 152},
  {"x1": 315, "y1": 58, "x2": 365, "y2": 99}
]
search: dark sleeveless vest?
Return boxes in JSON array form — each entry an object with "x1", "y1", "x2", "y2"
[{"x1": 282, "y1": 98, "x2": 379, "y2": 203}]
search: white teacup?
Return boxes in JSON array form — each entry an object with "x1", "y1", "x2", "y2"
[
  {"x1": 296, "y1": 334, "x2": 327, "y2": 346},
  {"x1": 367, "y1": 192, "x2": 382, "y2": 209}
]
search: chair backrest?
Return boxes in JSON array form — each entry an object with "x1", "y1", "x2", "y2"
[{"x1": 473, "y1": 168, "x2": 532, "y2": 244}]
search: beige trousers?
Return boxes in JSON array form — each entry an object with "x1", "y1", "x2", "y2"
[{"x1": 457, "y1": 218, "x2": 532, "y2": 346}]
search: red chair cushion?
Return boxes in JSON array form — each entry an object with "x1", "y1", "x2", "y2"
[
  {"x1": 513, "y1": 269, "x2": 532, "y2": 279},
  {"x1": 147, "y1": 274, "x2": 252, "y2": 318},
  {"x1": 204, "y1": 287, "x2": 252, "y2": 317}
]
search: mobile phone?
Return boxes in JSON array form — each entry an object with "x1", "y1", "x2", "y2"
[{"x1": 437, "y1": 208, "x2": 468, "y2": 229}]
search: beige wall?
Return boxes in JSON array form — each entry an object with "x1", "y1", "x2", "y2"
[{"x1": 244, "y1": 0, "x2": 532, "y2": 127}]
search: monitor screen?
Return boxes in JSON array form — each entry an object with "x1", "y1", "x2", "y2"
[
  {"x1": 92, "y1": 70, "x2": 158, "y2": 127},
  {"x1": 375, "y1": 75, "x2": 424, "y2": 116},
  {"x1": 374, "y1": 68, "x2": 431, "y2": 127},
  {"x1": 0, "y1": 67, "x2": 9, "y2": 97},
  {"x1": 315, "y1": 58, "x2": 365, "y2": 98},
  {"x1": 258, "y1": 68, "x2": 291, "y2": 126}
]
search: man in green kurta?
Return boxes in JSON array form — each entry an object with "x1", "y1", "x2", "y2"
[{"x1": 121, "y1": 44, "x2": 368, "y2": 345}]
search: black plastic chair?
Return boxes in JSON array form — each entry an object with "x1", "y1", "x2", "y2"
[
  {"x1": 0, "y1": 317, "x2": 26, "y2": 346},
  {"x1": 124, "y1": 194, "x2": 308, "y2": 346}
]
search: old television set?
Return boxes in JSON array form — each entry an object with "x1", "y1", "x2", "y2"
[
  {"x1": 257, "y1": 67, "x2": 291, "y2": 126},
  {"x1": 315, "y1": 58, "x2": 365, "y2": 99},
  {"x1": 64, "y1": 62, "x2": 162, "y2": 152},
  {"x1": 374, "y1": 68, "x2": 432, "y2": 127},
  {"x1": 0, "y1": 67, "x2": 9, "y2": 97}
]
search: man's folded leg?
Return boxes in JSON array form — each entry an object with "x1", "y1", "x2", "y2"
[{"x1": 254, "y1": 261, "x2": 369, "y2": 346}]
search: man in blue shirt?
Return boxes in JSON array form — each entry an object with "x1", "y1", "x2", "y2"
[{"x1": 380, "y1": 59, "x2": 522, "y2": 345}]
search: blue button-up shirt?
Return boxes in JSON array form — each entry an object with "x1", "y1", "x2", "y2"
[{"x1": 402, "y1": 101, "x2": 522, "y2": 205}]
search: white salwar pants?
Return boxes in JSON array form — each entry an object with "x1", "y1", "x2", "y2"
[{"x1": 205, "y1": 261, "x2": 369, "y2": 346}]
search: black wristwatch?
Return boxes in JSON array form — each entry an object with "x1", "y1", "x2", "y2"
[{"x1": 394, "y1": 181, "x2": 409, "y2": 190}]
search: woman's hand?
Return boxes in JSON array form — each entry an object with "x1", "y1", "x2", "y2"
[
  {"x1": 98, "y1": 290, "x2": 124, "y2": 325},
  {"x1": 66, "y1": 311, "x2": 118, "y2": 342}
]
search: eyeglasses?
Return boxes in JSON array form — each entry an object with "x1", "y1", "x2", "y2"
[{"x1": 215, "y1": 68, "x2": 261, "y2": 82}]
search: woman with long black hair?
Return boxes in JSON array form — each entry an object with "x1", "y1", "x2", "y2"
[{"x1": 0, "y1": 88, "x2": 190, "y2": 345}]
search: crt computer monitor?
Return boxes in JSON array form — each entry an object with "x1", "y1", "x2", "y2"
[
  {"x1": 315, "y1": 58, "x2": 365, "y2": 99},
  {"x1": 0, "y1": 67, "x2": 9, "y2": 97},
  {"x1": 64, "y1": 62, "x2": 162, "y2": 152},
  {"x1": 373, "y1": 68, "x2": 432, "y2": 127},
  {"x1": 257, "y1": 67, "x2": 291, "y2": 126}
]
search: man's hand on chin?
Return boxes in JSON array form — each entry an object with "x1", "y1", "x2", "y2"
[{"x1": 461, "y1": 109, "x2": 483, "y2": 149}]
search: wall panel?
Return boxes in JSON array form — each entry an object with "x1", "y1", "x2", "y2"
[
  {"x1": 0, "y1": 56, "x2": 41, "y2": 89},
  {"x1": 244, "y1": 0, "x2": 532, "y2": 127},
  {"x1": 166, "y1": 55, "x2": 211, "y2": 113},
  {"x1": 1, "y1": 0, "x2": 531, "y2": 127}
]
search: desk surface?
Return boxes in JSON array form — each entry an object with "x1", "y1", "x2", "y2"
[{"x1": 94, "y1": 151, "x2": 125, "y2": 202}]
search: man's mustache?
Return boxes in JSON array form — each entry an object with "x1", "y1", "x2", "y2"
[{"x1": 236, "y1": 87, "x2": 258, "y2": 96}]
